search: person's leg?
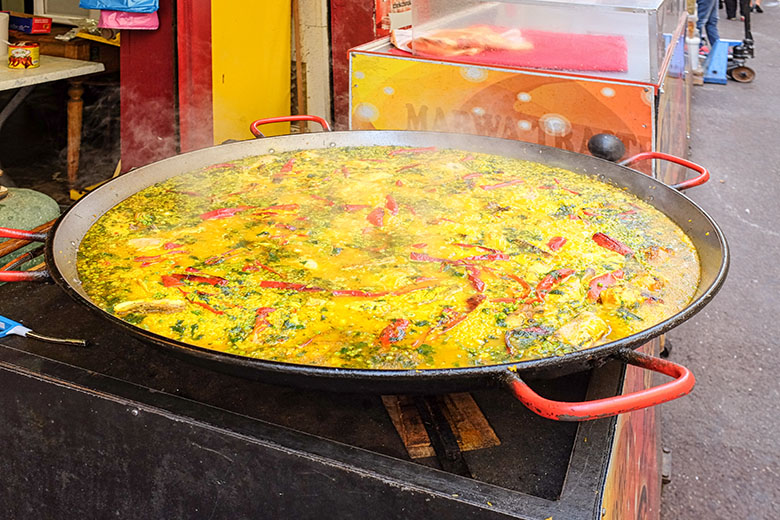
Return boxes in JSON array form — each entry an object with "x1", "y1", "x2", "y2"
[
  {"x1": 696, "y1": 0, "x2": 710, "y2": 40},
  {"x1": 725, "y1": 0, "x2": 737, "y2": 18},
  {"x1": 700, "y1": 0, "x2": 720, "y2": 46}
]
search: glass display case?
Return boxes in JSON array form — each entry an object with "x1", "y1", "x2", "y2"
[{"x1": 408, "y1": 0, "x2": 685, "y2": 83}]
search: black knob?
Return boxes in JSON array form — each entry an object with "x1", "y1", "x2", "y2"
[{"x1": 587, "y1": 134, "x2": 626, "y2": 162}]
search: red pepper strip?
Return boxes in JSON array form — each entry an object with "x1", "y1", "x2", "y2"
[
  {"x1": 280, "y1": 158, "x2": 295, "y2": 172},
  {"x1": 167, "y1": 273, "x2": 229, "y2": 286},
  {"x1": 260, "y1": 280, "x2": 324, "y2": 292},
  {"x1": 161, "y1": 275, "x2": 183, "y2": 287},
  {"x1": 396, "y1": 163, "x2": 422, "y2": 172},
  {"x1": 164, "y1": 242, "x2": 183, "y2": 250},
  {"x1": 140, "y1": 258, "x2": 180, "y2": 268},
  {"x1": 466, "y1": 266, "x2": 485, "y2": 292},
  {"x1": 587, "y1": 269, "x2": 625, "y2": 301},
  {"x1": 224, "y1": 183, "x2": 260, "y2": 198},
  {"x1": 410, "y1": 252, "x2": 453, "y2": 264},
  {"x1": 460, "y1": 154, "x2": 475, "y2": 162},
  {"x1": 460, "y1": 252, "x2": 511, "y2": 262},
  {"x1": 396, "y1": 180, "x2": 404, "y2": 187},
  {"x1": 582, "y1": 209, "x2": 600, "y2": 217},
  {"x1": 176, "y1": 287, "x2": 224, "y2": 315},
  {"x1": 379, "y1": 319, "x2": 411, "y2": 350},
  {"x1": 440, "y1": 294, "x2": 486, "y2": 333},
  {"x1": 462, "y1": 172, "x2": 483, "y2": 180},
  {"x1": 392, "y1": 279, "x2": 438, "y2": 296},
  {"x1": 412, "y1": 327, "x2": 433, "y2": 348},
  {"x1": 387, "y1": 147, "x2": 437, "y2": 156},
  {"x1": 592, "y1": 232, "x2": 634, "y2": 257},
  {"x1": 200, "y1": 206, "x2": 254, "y2": 220},
  {"x1": 411, "y1": 243, "x2": 427, "y2": 249},
  {"x1": 341, "y1": 166, "x2": 350, "y2": 177},
  {"x1": 534, "y1": 268, "x2": 575, "y2": 300},
  {"x1": 506, "y1": 274, "x2": 532, "y2": 299},
  {"x1": 242, "y1": 261, "x2": 285, "y2": 278},
  {"x1": 192, "y1": 300, "x2": 224, "y2": 315},
  {"x1": 253, "y1": 307, "x2": 276, "y2": 335},
  {"x1": 185, "y1": 267, "x2": 201, "y2": 273},
  {"x1": 547, "y1": 236, "x2": 567, "y2": 252},
  {"x1": 310, "y1": 194, "x2": 335, "y2": 206},
  {"x1": 480, "y1": 179, "x2": 525, "y2": 190},
  {"x1": 204, "y1": 248, "x2": 241, "y2": 265},
  {"x1": 492, "y1": 298, "x2": 516, "y2": 303},
  {"x1": 332, "y1": 289, "x2": 390, "y2": 297},
  {"x1": 552, "y1": 178, "x2": 581, "y2": 195},
  {"x1": 617, "y1": 209, "x2": 637, "y2": 218},
  {"x1": 343, "y1": 204, "x2": 371, "y2": 212},
  {"x1": 385, "y1": 195, "x2": 399, "y2": 215},
  {"x1": 452, "y1": 243, "x2": 502, "y2": 254},
  {"x1": 298, "y1": 334, "x2": 319, "y2": 348},
  {"x1": 367, "y1": 207, "x2": 385, "y2": 227}
]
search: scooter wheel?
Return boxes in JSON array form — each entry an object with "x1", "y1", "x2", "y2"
[{"x1": 729, "y1": 66, "x2": 756, "y2": 83}]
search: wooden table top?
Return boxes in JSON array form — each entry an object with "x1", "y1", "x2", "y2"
[{"x1": 0, "y1": 54, "x2": 104, "y2": 91}]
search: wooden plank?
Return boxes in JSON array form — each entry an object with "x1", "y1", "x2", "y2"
[
  {"x1": 381, "y1": 395, "x2": 435, "y2": 459},
  {"x1": 382, "y1": 393, "x2": 500, "y2": 459},
  {"x1": 441, "y1": 393, "x2": 501, "y2": 452}
]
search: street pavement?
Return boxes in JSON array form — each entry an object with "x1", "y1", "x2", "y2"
[{"x1": 660, "y1": 5, "x2": 780, "y2": 518}]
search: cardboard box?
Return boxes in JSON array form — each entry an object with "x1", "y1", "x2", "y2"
[{"x1": 2, "y1": 11, "x2": 52, "y2": 34}]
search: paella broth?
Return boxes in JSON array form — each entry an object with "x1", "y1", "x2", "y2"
[{"x1": 77, "y1": 146, "x2": 700, "y2": 369}]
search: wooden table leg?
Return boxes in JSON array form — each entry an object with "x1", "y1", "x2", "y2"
[{"x1": 67, "y1": 80, "x2": 84, "y2": 187}]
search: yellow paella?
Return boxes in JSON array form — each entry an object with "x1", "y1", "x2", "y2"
[{"x1": 77, "y1": 146, "x2": 700, "y2": 369}]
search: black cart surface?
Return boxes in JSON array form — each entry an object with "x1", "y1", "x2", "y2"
[{"x1": 0, "y1": 280, "x2": 649, "y2": 519}]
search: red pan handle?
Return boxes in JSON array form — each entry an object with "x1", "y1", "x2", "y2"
[
  {"x1": 504, "y1": 348, "x2": 695, "y2": 421},
  {"x1": 0, "y1": 227, "x2": 51, "y2": 282},
  {"x1": 250, "y1": 115, "x2": 332, "y2": 138},
  {"x1": 619, "y1": 152, "x2": 710, "y2": 191}
]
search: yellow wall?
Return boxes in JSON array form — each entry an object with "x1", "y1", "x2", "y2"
[{"x1": 211, "y1": 1, "x2": 291, "y2": 142}]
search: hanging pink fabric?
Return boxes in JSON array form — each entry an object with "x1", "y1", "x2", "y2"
[{"x1": 98, "y1": 10, "x2": 159, "y2": 30}]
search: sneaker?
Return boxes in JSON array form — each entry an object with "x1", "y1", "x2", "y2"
[{"x1": 754, "y1": 4, "x2": 764, "y2": 12}]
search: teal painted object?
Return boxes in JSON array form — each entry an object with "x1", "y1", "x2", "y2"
[
  {"x1": 0, "y1": 188, "x2": 61, "y2": 270},
  {"x1": 703, "y1": 39, "x2": 742, "y2": 85}
]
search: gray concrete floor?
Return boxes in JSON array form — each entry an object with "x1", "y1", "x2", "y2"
[{"x1": 660, "y1": 6, "x2": 780, "y2": 518}]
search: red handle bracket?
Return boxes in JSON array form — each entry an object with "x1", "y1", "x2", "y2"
[
  {"x1": 619, "y1": 151, "x2": 709, "y2": 191},
  {"x1": 0, "y1": 227, "x2": 51, "y2": 282},
  {"x1": 0, "y1": 270, "x2": 50, "y2": 282},
  {"x1": 0, "y1": 227, "x2": 48, "y2": 242},
  {"x1": 505, "y1": 349, "x2": 695, "y2": 421},
  {"x1": 250, "y1": 115, "x2": 332, "y2": 138}
]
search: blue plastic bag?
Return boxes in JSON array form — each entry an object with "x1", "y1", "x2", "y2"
[{"x1": 79, "y1": 0, "x2": 158, "y2": 13}]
